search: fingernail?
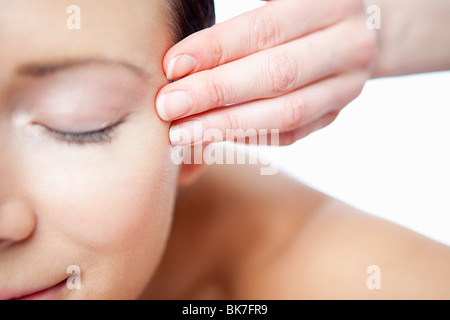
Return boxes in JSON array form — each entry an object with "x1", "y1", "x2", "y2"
[
  {"x1": 170, "y1": 120, "x2": 204, "y2": 146},
  {"x1": 157, "y1": 91, "x2": 193, "y2": 121},
  {"x1": 167, "y1": 54, "x2": 197, "y2": 80}
]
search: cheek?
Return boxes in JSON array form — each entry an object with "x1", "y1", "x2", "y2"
[
  {"x1": 24, "y1": 121, "x2": 176, "y2": 247},
  {"x1": 12, "y1": 114, "x2": 178, "y2": 297}
]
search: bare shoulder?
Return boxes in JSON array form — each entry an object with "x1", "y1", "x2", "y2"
[
  {"x1": 147, "y1": 163, "x2": 450, "y2": 299},
  {"x1": 147, "y1": 163, "x2": 328, "y2": 299},
  {"x1": 231, "y1": 186, "x2": 450, "y2": 299}
]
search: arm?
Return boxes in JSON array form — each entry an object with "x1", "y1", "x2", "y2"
[{"x1": 369, "y1": 0, "x2": 450, "y2": 77}]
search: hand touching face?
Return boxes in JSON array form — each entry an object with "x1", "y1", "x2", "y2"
[{"x1": 158, "y1": 0, "x2": 377, "y2": 146}]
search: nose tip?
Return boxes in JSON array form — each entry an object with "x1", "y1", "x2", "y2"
[{"x1": 0, "y1": 200, "x2": 36, "y2": 244}]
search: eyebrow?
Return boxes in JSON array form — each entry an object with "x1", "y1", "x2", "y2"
[{"x1": 16, "y1": 58, "x2": 148, "y2": 78}]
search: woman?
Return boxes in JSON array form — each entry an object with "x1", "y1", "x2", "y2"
[{"x1": 0, "y1": 0, "x2": 449, "y2": 300}]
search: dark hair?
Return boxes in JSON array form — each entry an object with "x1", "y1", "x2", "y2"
[{"x1": 166, "y1": 0, "x2": 216, "y2": 44}]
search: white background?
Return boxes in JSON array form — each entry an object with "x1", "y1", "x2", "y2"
[{"x1": 215, "y1": 0, "x2": 450, "y2": 245}]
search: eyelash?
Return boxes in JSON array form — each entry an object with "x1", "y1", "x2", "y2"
[{"x1": 40, "y1": 123, "x2": 120, "y2": 145}]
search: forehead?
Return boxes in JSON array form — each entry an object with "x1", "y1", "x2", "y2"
[{"x1": 0, "y1": 0, "x2": 171, "y2": 75}]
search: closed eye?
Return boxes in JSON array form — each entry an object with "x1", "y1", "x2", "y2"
[{"x1": 38, "y1": 121, "x2": 123, "y2": 145}]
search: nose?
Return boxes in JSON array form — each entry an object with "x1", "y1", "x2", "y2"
[{"x1": 0, "y1": 200, "x2": 36, "y2": 246}]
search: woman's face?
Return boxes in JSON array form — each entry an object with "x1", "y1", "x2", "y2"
[{"x1": 0, "y1": 0, "x2": 179, "y2": 299}]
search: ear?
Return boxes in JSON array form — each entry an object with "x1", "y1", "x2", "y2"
[
  {"x1": 175, "y1": 145, "x2": 205, "y2": 186},
  {"x1": 177, "y1": 163, "x2": 205, "y2": 186}
]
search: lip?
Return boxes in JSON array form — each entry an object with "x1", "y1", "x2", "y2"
[{"x1": 0, "y1": 278, "x2": 68, "y2": 300}]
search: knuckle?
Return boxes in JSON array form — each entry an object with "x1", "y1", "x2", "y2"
[
  {"x1": 253, "y1": 16, "x2": 281, "y2": 51},
  {"x1": 209, "y1": 29, "x2": 226, "y2": 66},
  {"x1": 329, "y1": 110, "x2": 340, "y2": 121},
  {"x1": 281, "y1": 130, "x2": 301, "y2": 146},
  {"x1": 344, "y1": 0, "x2": 363, "y2": 15},
  {"x1": 344, "y1": 72, "x2": 369, "y2": 103},
  {"x1": 332, "y1": 73, "x2": 368, "y2": 112},
  {"x1": 323, "y1": 111, "x2": 340, "y2": 128},
  {"x1": 266, "y1": 54, "x2": 299, "y2": 95},
  {"x1": 353, "y1": 72, "x2": 370, "y2": 96},
  {"x1": 281, "y1": 98, "x2": 305, "y2": 130},
  {"x1": 204, "y1": 73, "x2": 226, "y2": 108},
  {"x1": 353, "y1": 24, "x2": 378, "y2": 68}
]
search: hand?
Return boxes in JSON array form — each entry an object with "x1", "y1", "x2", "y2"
[{"x1": 157, "y1": 0, "x2": 378, "y2": 146}]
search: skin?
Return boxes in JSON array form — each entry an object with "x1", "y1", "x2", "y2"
[
  {"x1": 1, "y1": 0, "x2": 449, "y2": 300},
  {"x1": 0, "y1": 0, "x2": 178, "y2": 300},
  {"x1": 368, "y1": 0, "x2": 450, "y2": 77},
  {"x1": 144, "y1": 163, "x2": 450, "y2": 299},
  {"x1": 159, "y1": 0, "x2": 378, "y2": 146},
  {"x1": 159, "y1": 0, "x2": 450, "y2": 146}
]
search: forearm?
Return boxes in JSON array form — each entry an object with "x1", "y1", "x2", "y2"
[{"x1": 367, "y1": 0, "x2": 450, "y2": 78}]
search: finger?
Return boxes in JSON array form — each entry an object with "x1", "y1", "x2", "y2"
[
  {"x1": 168, "y1": 71, "x2": 368, "y2": 146},
  {"x1": 164, "y1": 0, "x2": 362, "y2": 79},
  {"x1": 157, "y1": 18, "x2": 366, "y2": 122},
  {"x1": 172, "y1": 112, "x2": 339, "y2": 147},
  {"x1": 277, "y1": 112, "x2": 339, "y2": 146},
  {"x1": 207, "y1": 112, "x2": 339, "y2": 146}
]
